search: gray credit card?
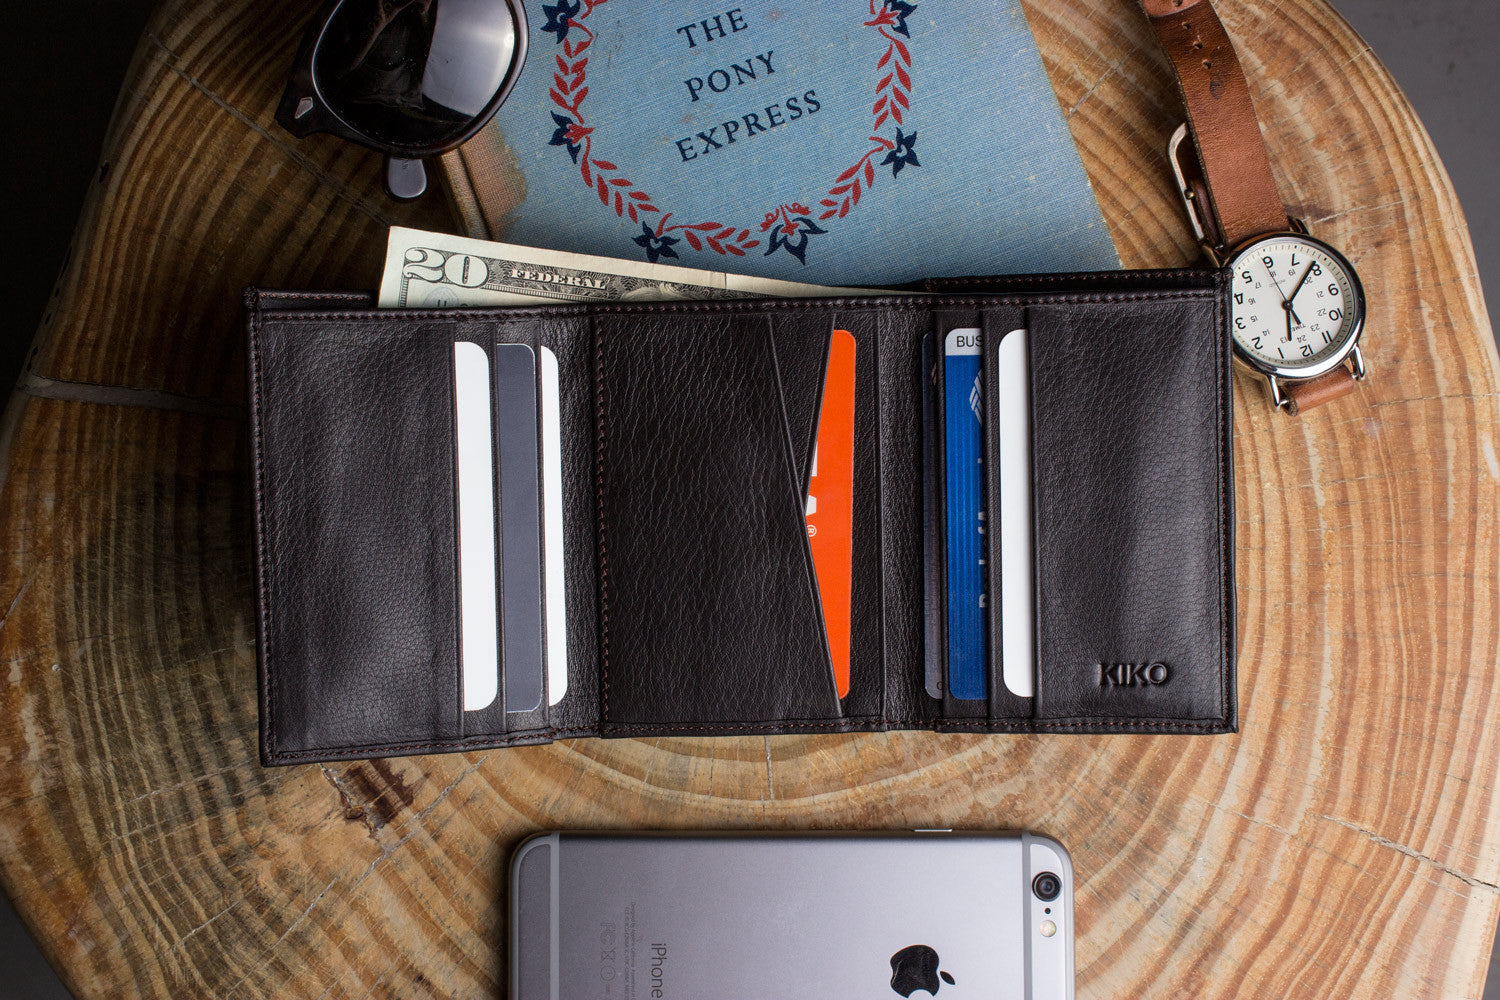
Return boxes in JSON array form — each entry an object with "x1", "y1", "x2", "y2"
[
  {"x1": 922, "y1": 331, "x2": 943, "y2": 699},
  {"x1": 495, "y1": 343, "x2": 544, "y2": 714}
]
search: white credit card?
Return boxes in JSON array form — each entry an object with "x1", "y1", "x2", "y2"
[
  {"x1": 454, "y1": 341, "x2": 500, "y2": 712},
  {"x1": 996, "y1": 328, "x2": 1034, "y2": 699},
  {"x1": 539, "y1": 346, "x2": 568, "y2": 706}
]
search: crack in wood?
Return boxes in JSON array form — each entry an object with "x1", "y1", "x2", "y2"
[{"x1": 1322, "y1": 815, "x2": 1500, "y2": 892}]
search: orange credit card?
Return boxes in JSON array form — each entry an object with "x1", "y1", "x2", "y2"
[{"x1": 806, "y1": 330, "x2": 857, "y2": 698}]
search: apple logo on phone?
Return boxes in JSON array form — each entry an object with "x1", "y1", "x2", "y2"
[{"x1": 889, "y1": 944, "x2": 956, "y2": 996}]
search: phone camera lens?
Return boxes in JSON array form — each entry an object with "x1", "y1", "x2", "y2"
[{"x1": 1032, "y1": 872, "x2": 1061, "y2": 902}]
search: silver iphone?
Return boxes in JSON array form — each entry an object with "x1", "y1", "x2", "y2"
[{"x1": 509, "y1": 830, "x2": 1074, "y2": 999}]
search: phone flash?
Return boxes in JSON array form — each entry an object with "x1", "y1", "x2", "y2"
[{"x1": 1040, "y1": 920, "x2": 1057, "y2": 938}]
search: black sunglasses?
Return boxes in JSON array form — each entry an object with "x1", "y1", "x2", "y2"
[{"x1": 276, "y1": 0, "x2": 528, "y2": 199}]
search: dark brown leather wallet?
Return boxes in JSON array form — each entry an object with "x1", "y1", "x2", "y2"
[{"x1": 246, "y1": 267, "x2": 1236, "y2": 766}]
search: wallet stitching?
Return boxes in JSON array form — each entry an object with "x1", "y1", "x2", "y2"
[
  {"x1": 254, "y1": 290, "x2": 371, "y2": 304},
  {"x1": 595, "y1": 318, "x2": 612, "y2": 724},
  {"x1": 1214, "y1": 284, "x2": 1232, "y2": 724},
  {"x1": 593, "y1": 717, "x2": 1225, "y2": 732},
  {"x1": 263, "y1": 715, "x2": 1229, "y2": 760},
  {"x1": 259, "y1": 289, "x2": 1219, "y2": 326},
  {"x1": 258, "y1": 705, "x2": 1229, "y2": 761},
  {"x1": 248, "y1": 309, "x2": 276, "y2": 756},
  {"x1": 928, "y1": 269, "x2": 1216, "y2": 287},
  {"x1": 246, "y1": 281, "x2": 1214, "y2": 305}
]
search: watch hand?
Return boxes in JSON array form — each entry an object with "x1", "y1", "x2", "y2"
[
  {"x1": 1280, "y1": 261, "x2": 1317, "y2": 330},
  {"x1": 1286, "y1": 260, "x2": 1316, "y2": 303},
  {"x1": 1259, "y1": 257, "x2": 1317, "y2": 336},
  {"x1": 1262, "y1": 260, "x2": 1291, "y2": 303}
]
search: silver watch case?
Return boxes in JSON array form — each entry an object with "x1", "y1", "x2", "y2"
[
  {"x1": 1223, "y1": 231, "x2": 1367, "y2": 389},
  {"x1": 1167, "y1": 124, "x2": 1367, "y2": 405}
]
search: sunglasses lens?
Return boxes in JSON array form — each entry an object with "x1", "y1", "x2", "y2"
[{"x1": 314, "y1": 0, "x2": 520, "y2": 151}]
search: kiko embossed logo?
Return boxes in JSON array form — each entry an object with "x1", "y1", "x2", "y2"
[{"x1": 1098, "y1": 662, "x2": 1170, "y2": 687}]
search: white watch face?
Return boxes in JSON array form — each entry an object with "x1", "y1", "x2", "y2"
[{"x1": 1229, "y1": 235, "x2": 1362, "y2": 375}]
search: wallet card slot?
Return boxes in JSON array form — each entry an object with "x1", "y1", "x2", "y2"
[
  {"x1": 462, "y1": 317, "x2": 592, "y2": 740},
  {"x1": 1024, "y1": 295, "x2": 1233, "y2": 728},
  {"x1": 876, "y1": 306, "x2": 947, "y2": 727},
  {"x1": 454, "y1": 339, "x2": 501, "y2": 716},
  {"x1": 594, "y1": 310, "x2": 839, "y2": 727},
  {"x1": 453, "y1": 328, "x2": 540, "y2": 740},
  {"x1": 495, "y1": 342, "x2": 545, "y2": 717},
  {"x1": 931, "y1": 311, "x2": 987, "y2": 722},
  {"x1": 523, "y1": 312, "x2": 604, "y2": 736},
  {"x1": 803, "y1": 309, "x2": 886, "y2": 723},
  {"x1": 979, "y1": 307, "x2": 1036, "y2": 724}
]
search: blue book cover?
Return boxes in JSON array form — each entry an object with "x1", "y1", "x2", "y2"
[{"x1": 454, "y1": 0, "x2": 1119, "y2": 284}]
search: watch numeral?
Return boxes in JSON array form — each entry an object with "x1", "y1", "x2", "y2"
[
  {"x1": 1252, "y1": 336, "x2": 1263, "y2": 350},
  {"x1": 1328, "y1": 307, "x2": 1342, "y2": 322},
  {"x1": 1234, "y1": 292, "x2": 1244, "y2": 304},
  {"x1": 1235, "y1": 317, "x2": 1246, "y2": 330},
  {"x1": 1241, "y1": 270, "x2": 1253, "y2": 283},
  {"x1": 1310, "y1": 262, "x2": 1322, "y2": 275},
  {"x1": 1300, "y1": 344, "x2": 1314, "y2": 358},
  {"x1": 1328, "y1": 283, "x2": 1338, "y2": 297}
]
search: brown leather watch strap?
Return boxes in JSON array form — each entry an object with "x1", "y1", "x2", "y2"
[
  {"x1": 1284, "y1": 367, "x2": 1358, "y2": 414},
  {"x1": 1140, "y1": 0, "x2": 1288, "y2": 251}
]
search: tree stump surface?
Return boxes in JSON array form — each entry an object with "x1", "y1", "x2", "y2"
[{"x1": 1, "y1": 1, "x2": 1496, "y2": 997}]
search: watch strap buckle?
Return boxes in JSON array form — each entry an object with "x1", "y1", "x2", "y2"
[
  {"x1": 1168, "y1": 122, "x2": 1298, "y2": 265},
  {"x1": 1168, "y1": 123, "x2": 1224, "y2": 261}
]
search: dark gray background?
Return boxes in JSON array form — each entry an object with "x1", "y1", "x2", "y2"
[{"x1": 1, "y1": 2, "x2": 1495, "y2": 997}]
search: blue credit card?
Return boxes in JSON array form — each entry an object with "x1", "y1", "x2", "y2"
[{"x1": 943, "y1": 328, "x2": 987, "y2": 701}]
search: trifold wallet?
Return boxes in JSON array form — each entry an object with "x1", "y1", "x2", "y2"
[{"x1": 246, "y1": 268, "x2": 1236, "y2": 766}]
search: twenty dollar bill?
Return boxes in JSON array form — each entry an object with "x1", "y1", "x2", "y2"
[{"x1": 377, "y1": 226, "x2": 880, "y2": 308}]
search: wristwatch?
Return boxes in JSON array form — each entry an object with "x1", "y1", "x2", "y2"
[{"x1": 1141, "y1": 0, "x2": 1368, "y2": 414}]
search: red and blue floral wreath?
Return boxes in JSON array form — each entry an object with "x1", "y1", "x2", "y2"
[{"x1": 540, "y1": 0, "x2": 922, "y2": 265}]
